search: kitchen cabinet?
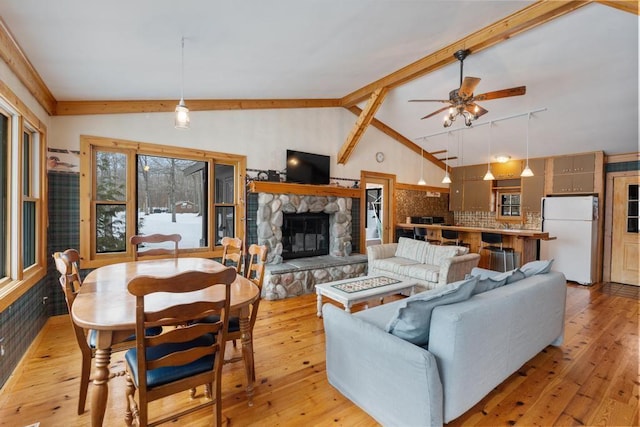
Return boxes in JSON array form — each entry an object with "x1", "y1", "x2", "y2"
[
  {"x1": 551, "y1": 153, "x2": 595, "y2": 194},
  {"x1": 492, "y1": 160, "x2": 522, "y2": 180},
  {"x1": 449, "y1": 169, "x2": 463, "y2": 211},
  {"x1": 521, "y1": 158, "x2": 545, "y2": 213},
  {"x1": 463, "y1": 164, "x2": 487, "y2": 181},
  {"x1": 463, "y1": 179, "x2": 492, "y2": 211}
]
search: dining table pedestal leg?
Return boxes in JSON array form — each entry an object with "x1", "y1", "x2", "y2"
[
  {"x1": 239, "y1": 315, "x2": 255, "y2": 405},
  {"x1": 91, "y1": 348, "x2": 112, "y2": 427}
]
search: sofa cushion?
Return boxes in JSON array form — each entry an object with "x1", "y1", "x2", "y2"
[
  {"x1": 396, "y1": 263, "x2": 440, "y2": 283},
  {"x1": 520, "y1": 259, "x2": 554, "y2": 277},
  {"x1": 371, "y1": 257, "x2": 420, "y2": 275},
  {"x1": 385, "y1": 276, "x2": 478, "y2": 345},
  {"x1": 422, "y1": 245, "x2": 459, "y2": 266},
  {"x1": 472, "y1": 274, "x2": 508, "y2": 295},
  {"x1": 506, "y1": 268, "x2": 526, "y2": 284},
  {"x1": 395, "y1": 237, "x2": 430, "y2": 263}
]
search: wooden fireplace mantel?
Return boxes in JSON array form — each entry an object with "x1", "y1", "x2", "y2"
[{"x1": 248, "y1": 181, "x2": 361, "y2": 198}]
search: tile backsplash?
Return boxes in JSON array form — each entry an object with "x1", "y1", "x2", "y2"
[{"x1": 454, "y1": 211, "x2": 541, "y2": 230}]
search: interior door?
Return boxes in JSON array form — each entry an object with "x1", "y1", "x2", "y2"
[
  {"x1": 611, "y1": 175, "x2": 640, "y2": 286},
  {"x1": 360, "y1": 171, "x2": 395, "y2": 248}
]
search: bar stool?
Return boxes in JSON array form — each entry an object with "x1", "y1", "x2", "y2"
[
  {"x1": 441, "y1": 229, "x2": 461, "y2": 245},
  {"x1": 414, "y1": 227, "x2": 439, "y2": 244},
  {"x1": 480, "y1": 232, "x2": 515, "y2": 272}
]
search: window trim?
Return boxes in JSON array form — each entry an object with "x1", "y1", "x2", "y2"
[
  {"x1": 0, "y1": 83, "x2": 47, "y2": 312},
  {"x1": 79, "y1": 135, "x2": 246, "y2": 269}
]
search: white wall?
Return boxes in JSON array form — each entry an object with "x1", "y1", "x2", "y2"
[{"x1": 49, "y1": 107, "x2": 447, "y2": 186}]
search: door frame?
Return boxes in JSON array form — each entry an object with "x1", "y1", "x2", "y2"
[
  {"x1": 602, "y1": 156, "x2": 639, "y2": 282},
  {"x1": 360, "y1": 171, "x2": 396, "y2": 251}
]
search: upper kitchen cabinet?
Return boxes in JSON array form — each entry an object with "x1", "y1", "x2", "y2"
[
  {"x1": 550, "y1": 152, "x2": 597, "y2": 194},
  {"x1": 463, "y1": 179, "x2": 492, "y2": 212},
  {"x1": 521, "y1": 158, "x2": 546, "y2": 213},
  {"x1": 449, "y1": 169, "x2": 463, "y2": 211},
  {"x1": 492, "y1": 160, "x2": 522, "y2": 180},
  {"x1": 463, "y1": 164, "x2": 487, "y2": 181}
]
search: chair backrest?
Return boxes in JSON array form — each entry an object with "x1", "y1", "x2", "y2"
[
  {"x1": 53, "y1": 249, "x2": 90, "y2": 352},
  {"x1": 481, "y1": 232, "x2": 503, "y2": 247},
  {"x1": 130, "y1": 233, "x2": 181, "y2": 260},
  {"x1": 441, "y1": 229, "x2": 459, "y2": 240},
  {"x1": 221, "y1": 236, "x2": 244, "y2": 274},
  {"x1": 246, "y1": 244, "x2": 268, "y2": 290},
  {"x1": 126, "y1": 267, "x2": 237, "y2": 396},
  {"x1": 413, "y1": 227, "x2": 428, "y2": 238}
]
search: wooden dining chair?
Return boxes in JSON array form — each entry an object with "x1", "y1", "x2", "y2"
[
  {"x1": 130, "y1": 233, "x2": 181, "y2": 260},
  {"x1": 53, "y1": 249, "x2": 136, "y2": 415},
  {"x1": 221, "y1": 236, "x2": 244, "y2": 274},
  {"x1": 123, "y1": 267, "x2": 236, "y2": 427}
]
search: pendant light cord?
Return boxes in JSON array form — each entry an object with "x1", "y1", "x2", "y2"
[
  {"x1": 180, "y1": 37, "x2": 185, "y2": 102},
  {"x1": 526, "y1": 112, "x2": 530, "y2": 166}
]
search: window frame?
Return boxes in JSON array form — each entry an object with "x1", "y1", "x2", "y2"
[
  {"x1": 79, "y1": 135, "x2": 246, "y2": 268},
  {"x1": 0, "y1": 87, "x2": 47, "y2": 312}
]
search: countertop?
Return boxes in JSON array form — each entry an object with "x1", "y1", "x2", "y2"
[{"x1": 396, "y1": 223, "x2": 551, "y2": 239}]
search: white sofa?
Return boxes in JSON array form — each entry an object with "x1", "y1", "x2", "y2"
[
  {"x1": 322, "y1": 266, "x2": 566, "y2": 426},
  {"x1": 367, "y1": 237, "x2": 480, "y2": 290}
]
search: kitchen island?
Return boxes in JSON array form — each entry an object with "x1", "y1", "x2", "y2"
[{"x1": 396, "y1": 223, "x2": 552, "y2": 268}]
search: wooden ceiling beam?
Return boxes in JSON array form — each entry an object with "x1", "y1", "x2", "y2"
[
  {"x1": 338, "y1": 88, "x2": 388, "y2": 164},
  {"x1": 0, "y1": 18, "x2": 56, "y2": 115},
  {"x1": 345, "y1": 105, "x2": 445, "y2": 170},
  {"x1": 596, "y1": 1, "x2": 639, "y2": 14},
  {"x1": 340, "y1": 0, "x2": 591, "y2": 107},
  {"x1": 55, "y1": 98, "x2": 342, "y2": 116}
]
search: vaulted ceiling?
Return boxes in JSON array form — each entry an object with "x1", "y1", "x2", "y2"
[{"x1": 0, "y1": 1, "x2": 637, "y2": 168}]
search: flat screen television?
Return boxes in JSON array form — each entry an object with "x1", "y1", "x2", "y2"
[{"x1": 286, "y1": 150, "x2": 330, "y2": 185}]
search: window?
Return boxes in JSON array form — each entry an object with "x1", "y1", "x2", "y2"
[
  {"x1": 0, "y1": 90, "x2": 46, "y2": 309},
  {"x1": 628, "y1": 184, "x2": 639, "y2": 233},
  {"x1": 496, "y1": 191, "x2": 521, "y2": 220},
  {"x1": 80, "y1": 136, "x2": 245, "y2": 268}
]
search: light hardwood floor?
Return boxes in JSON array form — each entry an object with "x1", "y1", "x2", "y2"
[{"x1": 0, "y1": 282, "x2": 638, "y2": 426}]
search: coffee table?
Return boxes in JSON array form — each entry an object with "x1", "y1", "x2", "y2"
[{"x1": 316, "y1": 275, "x2": 416, "y2": 317}]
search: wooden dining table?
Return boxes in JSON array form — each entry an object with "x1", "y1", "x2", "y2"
[{"x1": 72, "y1": 257, "x2": 260, "y2": 427}]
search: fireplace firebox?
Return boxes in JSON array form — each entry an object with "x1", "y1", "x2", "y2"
[{"x1": 281, "y1": 212, "x2": 329, "y2": 259}]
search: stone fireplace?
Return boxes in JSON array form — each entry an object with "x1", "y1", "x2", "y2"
[{"x1": 256, "y1": 193, "x2": 353, "y2": 264}]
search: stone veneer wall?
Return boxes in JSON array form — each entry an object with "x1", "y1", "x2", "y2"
[{"x1": 256, "y1": 193, "x2": 353, "y2": 264}]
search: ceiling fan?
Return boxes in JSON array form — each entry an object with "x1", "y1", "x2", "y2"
[{"x1": 409, "y1": 49, "x2": 526, "y2": 127}]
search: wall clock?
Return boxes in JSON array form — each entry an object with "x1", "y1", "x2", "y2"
[{"x1": 375, "y1": 152, "x2": 385, "y2": 163}]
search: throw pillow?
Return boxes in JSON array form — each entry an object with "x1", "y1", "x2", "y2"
[
  {"x1": 395, "y1": 237, "x2": 428, "y2": 263},
  {"x1": 472, "y1": 274, "x2": 508, "y2": 295},
  {"x1": 506, "y1": 268, "x2": 526, "y2": 284},
  {"x1": 385, "y1": 276, "x2": 478, "y2": 345},
  {"x1": 520, "y1": 259, "x2": 554, "y2": 277}
]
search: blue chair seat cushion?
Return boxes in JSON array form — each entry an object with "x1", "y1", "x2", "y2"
[
  {"x1": 200, "y1": 314, "x2": 240, "y2": 332},
  {"x1": 124, "y1": 334, "x2": 216, "y2": 388},
  {"x1": 88, "y1": 326, "x2": 163, "y2": 348}
]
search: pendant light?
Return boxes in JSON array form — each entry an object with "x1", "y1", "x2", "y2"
[
  {"x1": 175, "y1": 37, "x2": 190, "y2": 129},
  {"x1": 441, "y1": 132, "x2": 452, "y2": 184},
  {"x1": 418, "y1": 146, "x2": 426, "y2": 185},
  {"x1": 521, "y1": 113, "x2": 534, "y2": 177},
  {"x1": 483, "y1": 122, "x2": 495, "y2": 181}
]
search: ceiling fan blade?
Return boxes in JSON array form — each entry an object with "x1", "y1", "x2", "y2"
[
  {"x1": 473, "y1": 86, "x2": 526, "y2": 102},
  {"x1": 458, "y1": 76, "x2": 481, "y2": 98},
  {"x1": 409, "y1": 99, "x2": 451, "y2": 103},
  {"x1": 466, "y1": 103, "x2": 488, "y2": 118},
  {"x1": 421, "y1": 105, "x2": 451, "y2": 120}
]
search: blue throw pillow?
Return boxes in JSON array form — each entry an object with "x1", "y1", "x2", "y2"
[
  {"x1": 472, "y1": 275, "x2": 508, "y2": 295},
  {"x1": 506, "y1": 268, "x2": 526, "y2": 284},
  {"x1": 385, "y1": 276, "x2": 478, "y2": 346},
  {"x1": 520, "y1": 259, "x2": 554, "y2": 277}
]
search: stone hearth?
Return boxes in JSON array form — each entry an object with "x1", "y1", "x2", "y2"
[{"x1": 263, "y1": 254, "x2": 368, "y2": 300}]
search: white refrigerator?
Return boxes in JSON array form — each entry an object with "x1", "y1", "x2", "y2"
[{"x1": 540, "y1": 196, "x2": 598, "y2": 285}]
